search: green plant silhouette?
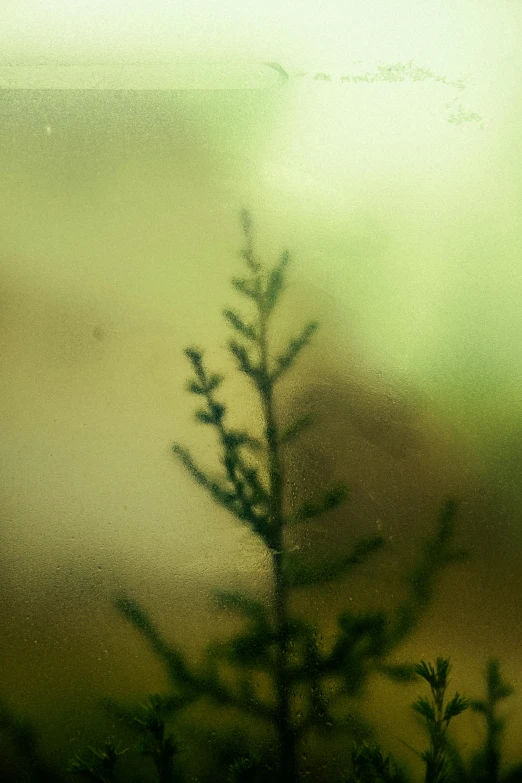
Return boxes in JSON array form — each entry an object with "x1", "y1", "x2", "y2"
[
  {"x1": 409, "y1": 658, "x2": 468, "y2": 783},
  {"x1": 443, "y1": 659, "x2": 522, "y2": 783},
  {"x1": 67, "y1": 739, "x2": 129, "y2": 783},
  {"x1": 92, "y1": 210, "x2": 468, "y2": 782},
  {"x1": 350, "y1": 657, "x2": 522, "y2": 783}
]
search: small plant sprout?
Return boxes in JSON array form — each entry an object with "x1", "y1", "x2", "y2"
[{"x1": 411, "y1": 658, "x2": 468, "y2": 783}]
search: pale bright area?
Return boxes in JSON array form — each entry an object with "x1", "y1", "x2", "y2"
[{"x1": 0, "y1": 0, "x2": 521, "y2": 577}]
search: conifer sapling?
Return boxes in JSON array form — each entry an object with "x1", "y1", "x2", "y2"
[{"x1": 112, "y1": 211, "x2": 468, "y2": 783}]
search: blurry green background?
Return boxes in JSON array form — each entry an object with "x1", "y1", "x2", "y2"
[{"x1": 1, "y1": 0, "x2": 522, "y2": 775}]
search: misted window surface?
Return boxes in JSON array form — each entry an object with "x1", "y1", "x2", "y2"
[{"x1": 1, "y1": 6, "x2": 522, "y2": 781}]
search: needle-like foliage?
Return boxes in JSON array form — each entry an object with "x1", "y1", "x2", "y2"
[
  {"x1": 68, "y1": 211, "x2": 469, "y2": 783},
  {"x1": 409, "y1": 658, "x2": 468, "y2": 783}
]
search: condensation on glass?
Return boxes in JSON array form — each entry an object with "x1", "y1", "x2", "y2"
[{"x1": 1, "y1": 47, "x2": 521, "y2": 782}]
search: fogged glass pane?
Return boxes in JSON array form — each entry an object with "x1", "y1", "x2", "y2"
[{"x1": 1, "y1": 13, "x2": 521, "y2": 781}]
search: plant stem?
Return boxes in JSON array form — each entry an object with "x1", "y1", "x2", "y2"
[{"x1": 258, "y1": 303, "x2": 296, "y2": 783}]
